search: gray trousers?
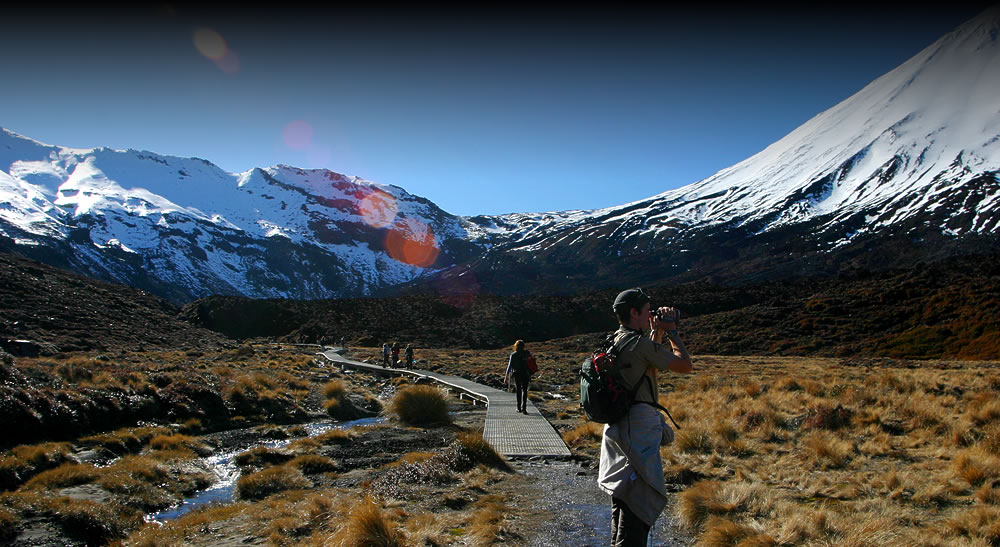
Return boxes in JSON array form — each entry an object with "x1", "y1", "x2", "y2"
[{"x1": 611, "y1": 497, "x2": 650, "y2": 547}]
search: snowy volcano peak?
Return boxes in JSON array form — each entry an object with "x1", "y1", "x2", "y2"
[
  {"x1": 619, "y1": 5, "x2": 1000, "y2": 236},
  {"x1": 439, "y1": 7, "x2": 1000, "y2": 295}
]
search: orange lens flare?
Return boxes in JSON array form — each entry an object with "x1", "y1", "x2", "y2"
[
  {"x1": 385, "y1": 221, "x2": 439, "y2": 268},
  {"x1": 359, "y1": 190, "x2": 398, "y2": 229},
  {"x1": 193, "y1": 28, "x2": 240, "y2": 74}
]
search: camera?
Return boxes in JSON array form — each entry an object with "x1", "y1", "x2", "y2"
[{"x1": 651, "y1": 308, "x2": 680, "y2": 324}]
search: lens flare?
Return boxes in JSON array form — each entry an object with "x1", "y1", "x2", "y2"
[
  {"x1": 385, "y1": 220, "x2": 439, "y2": 268},
  {"x1": 215, "y1": 48, "x2": 240, "y2": 74},
  {"x1": 193, "y1": 28, "x2": 241, "y2": 74},
  {"x1": 359, "y1": 189, "x2": 398, "y2": 228},
  {"x1": 282, "y1": 120, "x2": 313, "y2": 150},
  {"x1": 193, "y1": 28, "x2": 227, "y2": 60}
]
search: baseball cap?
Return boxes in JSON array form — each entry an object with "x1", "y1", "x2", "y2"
[{"x1": 612, "y1": 288, "x2": 650, "y2": 313}]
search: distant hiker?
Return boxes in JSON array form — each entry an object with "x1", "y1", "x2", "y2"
[
  {"x1": 391, "y1": 342, "x2": 400, "y2": 367},
  {"x1": 382, "y1": 343, "x2": 390, "y2": 367},
  {"x1": 404, "y1": 344, "x2": 414, "y2": 369},
  {"x1": 598, "y1": 288, "x2": 692, "y2": 546},
  {"x1": 505, "y1": 340, "x2": 534, "y2": 414}
]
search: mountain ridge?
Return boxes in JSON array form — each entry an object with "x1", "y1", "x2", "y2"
[{"x1": 2, "y1": 7, "x2": 1000, "y2": 302}]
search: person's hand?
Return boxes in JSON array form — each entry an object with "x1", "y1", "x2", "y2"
[{"x1": 650, "y1": 306, "x2": 679, "y2": 332}]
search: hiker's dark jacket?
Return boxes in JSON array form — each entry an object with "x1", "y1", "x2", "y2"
[{"x1": 506, "y1": 350, "x2": 531, "y2": 382}]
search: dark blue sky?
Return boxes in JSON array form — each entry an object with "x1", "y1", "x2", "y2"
[{"x1": 1, "y1": 4, "x2": 994, "y2": 215}]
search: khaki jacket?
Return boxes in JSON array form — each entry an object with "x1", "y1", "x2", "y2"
[{"x1": 612, "y1": 326, "x2": 680, "y2": 405}]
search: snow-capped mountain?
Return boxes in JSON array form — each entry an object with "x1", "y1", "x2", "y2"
[
  {"x1": 0, "y1": 129, "x2": 483, "y2": 302},
  {"x1": 2, "y1": 7, "x2": 999, "y2": 303},
  {"x1": 419, "y1": 6, "x2": 1000, "y2": 294}
]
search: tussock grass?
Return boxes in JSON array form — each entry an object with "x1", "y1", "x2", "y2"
[
  {"x1": 455, "y1": 431, "x2": 509, "y2": 471},
  {"x1": 0, "y1": 442, "x2": 72, "y2": 490},
  {"x1": 802, "y1": 432, "x2": 853, "y2": 469},
  {"x1": 234, "y1": 447, "x2": 295, "y2": 469},
  {"x1": 236, "y1": 465, "x2": 312, "y2": 500},
  {"x1": 389, "y1": 385, "x2": 450, "y2": 426},
  {"x1": 313, "y1": 428, "x2": 355, "y2": 445},
  {"x1": 148, "y1": 433, "x2": 211, "y2": 456},
  {"x1": 944, "y1": 506, "x2": 1000, "y2": 544},
  {"x1": 468, "y1": 494, "x2": 508, "y2": 544},
  {"x1": 329, "y1": 496, "x2": 407, "y2": 546},
  {"x1": 662, "y1": 358, "x2": 1000, "y2": 544},
  {"x1": 324, "y1": 379, "x2": 347, "y2": 399},
  {"x1": 23, "y1": 462, "x2": 98, "y2": 490},
  {"x1": 562, "y1": 422, "x2": 603, "y2": 447},
  {"x1": 675, "y1": 480, "x2": 776, "y2": 534},
  {"x1": 288, "y1": 455, "x2": 338, "y2": 474},
  {"x1": 323, "y1": 379, "x2": 365, "y2": 420},
  {"x1": 953, "y1": 448, "x2": 1000, "y2": 487},
  {"x1": 0, "y1": 505, "x2": 17, "y2": 541},
  {"x1": 699, "y1": 517, "x2": 775, "y2": 546},
  {"x1": 675, "y1": 423, "x2": 713, "y2": 454}
]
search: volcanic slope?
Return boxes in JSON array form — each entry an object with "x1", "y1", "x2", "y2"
[{"x1": 0, "y1": 251, "x2": 226, "y2": 354}]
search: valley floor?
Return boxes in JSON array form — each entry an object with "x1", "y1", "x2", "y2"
[{"x1": 2, "y1": 347, "x2": 999, "y2": 545}]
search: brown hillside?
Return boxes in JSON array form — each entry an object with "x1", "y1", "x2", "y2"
[
  {"x1": 0, "y1": 251, "x2": 226, "y2": 354},
  {"x1": 182, "y1": 253, "x2": 1000, "y2": 360}
]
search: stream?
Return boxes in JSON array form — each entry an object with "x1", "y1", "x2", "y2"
[
  {"x1": 517, "y1": 461, "x2": 690, "y2": 547},
  {"x1": 145, "y1": 416, "x2": 383, "y2": 523}
]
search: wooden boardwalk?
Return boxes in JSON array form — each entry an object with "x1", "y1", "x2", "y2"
[{"x1": 319, "y1": 349, "x2": 570, "y2": 458}]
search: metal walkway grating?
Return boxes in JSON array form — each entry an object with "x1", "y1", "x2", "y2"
[{"x1": 320, "y1": 350, "x2": 570, "y2": 458}]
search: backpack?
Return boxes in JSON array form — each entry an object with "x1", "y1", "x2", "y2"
[
  {"x1": 580, "y1": 331, "x2": 679, "y2": 426},
  {"x1": 526, "y1": 353, "x2": 538, "y2": 374}
]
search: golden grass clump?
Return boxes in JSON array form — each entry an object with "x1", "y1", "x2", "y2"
[
  {"x1": 562, "y1": 422, "x2": 603, "y2": 448},
  {"x1": 699, "y1": 517, "x2": 776, "y2": 546},
  {"x1": 802, "y1": 431, "x2": 853, "y2": 469},
  {"x1": 324, "y1": 379, "x2": 347, "y2": 399},
  {"x1": 234, "y1": 447, "x2": 295, "y2": 469},
  {"x1": 0, "y1": 442, "x2": 73, "y2": 490},
  {"x1": 803, "y1": 404, "x2": 853, "y2": 431},
  {"x1": 236, "y1": 465, "x2": 313, "y2": 500},
  {"x1": 313, "y1": 428, "x2": 355, "y2": 446},
  {"x1": 389, "y1": 385, "x2": 451, "y2": 426},
  {"x1": 674, "y1": 480, "x2": 775, "y2": 534},
  {"x1": 287, "y1": 455, "x2": 338, "y2": 474},
  {"x1": 455, "y1": 431, "x2": 509, "y2": 471},
  {"x1": 468, "y1": 494, "x2": 507, "y2": 544},
  {"x1": 148, "y1": 433, "x2": 211, "y2": 455},
  {"x1": 943, "y1": 507, "x2": 1000, "y2": 544},
  {"x1": 952, "y1": 448, "x2": 1000, "y2": 487},
  {"x1": 328, "y1": 496, "x2": 407, "y2": 546},
  {"x1": 22, "y1": 462, "x2": 99, "y2": 490},
  {"x1": 674, "y1": 423, "x2": 713, "y2": 454},
  {"x1": 323, "y1": 379, "x2": 366, "y2": 420}
]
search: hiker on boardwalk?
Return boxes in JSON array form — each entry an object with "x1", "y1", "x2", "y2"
[
  {"x1": 404, "y1": 344, "x2": 414, "y2": 369},
  {"x1": 598, "y1": 288, "x2": 693, "y2": 547},
  {"x1": 381, "y1": 343, "x2": 390, "y2": 367},
  {"x1": 504, "y1": 340, "x2": 534, "y2": 414},
  {"x1": 391, "y1": 342, "x2": 400, "y2": 367}
]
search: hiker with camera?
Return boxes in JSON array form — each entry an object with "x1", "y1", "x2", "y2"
[{"x1": 598, "y1": 288, "x2": 693, "y2": 546}]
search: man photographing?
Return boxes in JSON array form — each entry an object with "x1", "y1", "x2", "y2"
[{"x1": 598, "y1": 287, "x2": 693, "y2": 546}]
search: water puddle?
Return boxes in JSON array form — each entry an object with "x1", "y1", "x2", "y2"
[
  {"x1": 518, "y1": 461, "x2": 685, "y2": 546},
  {"x1": 145, "y1": 416, "x2": 382, "y2": 523}
]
